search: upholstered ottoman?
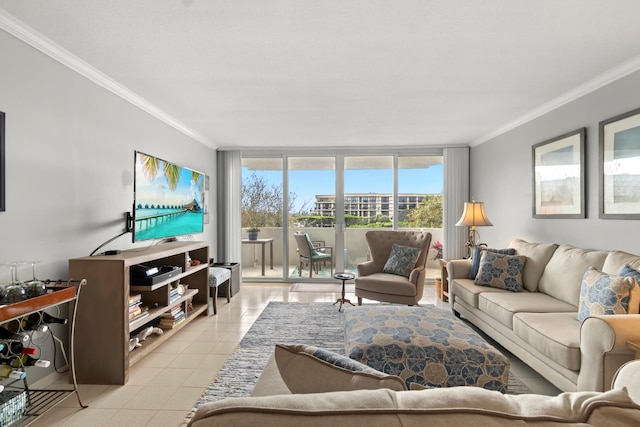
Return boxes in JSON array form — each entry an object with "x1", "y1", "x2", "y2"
[
  {"x1": 344, "y1": 305, "x2": 510, "y2": 391},
  {"x1": 209, "y1": 267, "x2": 231, "y2": 315}
]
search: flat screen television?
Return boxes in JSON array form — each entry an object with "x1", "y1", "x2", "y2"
[{"x1": 132, "y1": 151, "x2": 205, "y2": 242}]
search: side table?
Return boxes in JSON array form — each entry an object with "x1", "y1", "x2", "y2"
[
  {"x1": 333, "y1": 272, "x2": 355, "y2": 312},
  {"x1": 439, "y1": 259, "x2": 449, "y2": 302},
  {"x1": 213, "y1": 262, "x2": 241, "y2": 297},
  {"x1": 626, "y1": 340, "x2": 640, "y2": 359}
]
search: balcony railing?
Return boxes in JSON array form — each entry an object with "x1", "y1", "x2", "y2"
[{"x1": 240, "y1": 227, "x2": 443, "y2": 281}]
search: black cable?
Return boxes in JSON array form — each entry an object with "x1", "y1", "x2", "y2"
[{"x1": 89, "y1": 230, "x2": 130, "y2": 256}]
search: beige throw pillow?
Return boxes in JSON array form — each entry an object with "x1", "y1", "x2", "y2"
[{"x1": 274, "y1": 343, "x2": 407, "y2": 393}]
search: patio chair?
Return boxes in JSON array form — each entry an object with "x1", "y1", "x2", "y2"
[
  {"x1": 294, "y1": 232, "x2": 333, "y2": 278},
  {"x1": 355, "y1": 230, "x2": 432, "y2": 305}
]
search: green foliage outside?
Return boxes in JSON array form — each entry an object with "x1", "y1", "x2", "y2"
[{"x1": 242, "y1": 172, "x2": 443, "y2": 229}]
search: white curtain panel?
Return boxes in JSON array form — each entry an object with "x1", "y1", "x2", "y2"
[
  {"x1": 443, "y1": 147, "x2": 470, "y2": 260},
  {"x1": 216, "y1": 150, "x2": 242, "y2": 267}
]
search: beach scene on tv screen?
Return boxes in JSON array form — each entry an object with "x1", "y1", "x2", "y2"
[{"x1": 134, "y1": 153, "x2": 204, "y2": 241}]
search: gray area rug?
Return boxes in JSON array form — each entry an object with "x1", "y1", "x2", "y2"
[{"x1": 182, "y1": 302, "x2": 532, "y2": 425}]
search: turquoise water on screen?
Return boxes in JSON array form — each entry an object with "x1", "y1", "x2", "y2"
[{"x1": 134, "y1": 209, "x2": 203, "y2": 241}]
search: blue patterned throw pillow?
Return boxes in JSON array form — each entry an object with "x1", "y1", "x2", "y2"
[
  {"x1": 383, "y1": 244, "x2": 422, "y2": 277},
  {"x1": 468, "y1": 246, "x2": 516, "y2": 279},
  {"x1": 577, "y1": 267, "x2": 636, "y2": 323},
  {"x1": 474, "y1": 251, "x2": 526, "y2": 292}
]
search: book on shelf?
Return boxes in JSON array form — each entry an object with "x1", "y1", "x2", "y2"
[
  {"x1": 129, "y1": 311, "x2": 149, "y2": 324},
  {"x1": 159, "y1": 316, "x2": 186, "y2": 329},
  {"x1": 129, "y1": 293, "x2": 142, "y2": 306},
  {"x1": 129, "y1": 306, "x2": 142, "y2": 319}
]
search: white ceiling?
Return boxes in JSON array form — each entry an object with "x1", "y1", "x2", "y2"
[{"x1": 2, "y1": 0, "x2": 640, "y2": 150}]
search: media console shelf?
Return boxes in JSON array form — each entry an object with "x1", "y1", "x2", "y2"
[{"x1": 69, "y1": 241, "x2": 210, "y2": 385}]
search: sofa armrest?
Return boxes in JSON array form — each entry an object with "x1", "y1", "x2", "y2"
[
  {"x1": 446, "y1": 259, "x2": 472, "y2": 281},
  {"x1": 357, "y1": 261, "x2": 379, "y2": 277},
  {"x1": 579, "y1": 314, "x2": 640, "y2": 392}
]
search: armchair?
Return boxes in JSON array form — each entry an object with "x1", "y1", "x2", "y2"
[
  {"x1": 355, "y1": 230, "x2": 432, "y2": 305},
  {"x1": 294, "y1": 232, "x2": 333, "y2": 278}
]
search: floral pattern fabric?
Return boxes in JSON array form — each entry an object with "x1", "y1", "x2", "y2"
[
  {"x1": 577, "y1": 267, "x2": 635, "y2": 323},
  {"x1": 382, "y1": 244, "x2": 422, "y2": 277},
  {"x1": 474, "y1": 251, "x2": 526, "y2": 292},
  {"x1": 345, "y1": 305, "x2": 510, "y2": 392}
]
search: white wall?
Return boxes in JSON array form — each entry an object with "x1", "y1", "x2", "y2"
[
  {"x1": 470, "y1": 70, "x2": 640, "y2": 254},
  {"x1": 0, "y1": 30, "x2": 216, "y2": 380}
]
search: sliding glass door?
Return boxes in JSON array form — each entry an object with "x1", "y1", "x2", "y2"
[{"x1": 240, "y1": 152, "x2": 444, "y2": 282}]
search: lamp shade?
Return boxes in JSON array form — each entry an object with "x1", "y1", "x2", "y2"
[{"x1": 456, "y1": 201, "x2": 493, "y2": 227}]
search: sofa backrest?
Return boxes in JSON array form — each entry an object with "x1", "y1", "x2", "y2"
[
  {"x1": 538, "y1": 244, "x2": 608, "y2": 307},
  {"x1": 602, "y1": 250, "x2": 640, "y2": 276},
  {"x1": 508, "y1": 239, "x2": 558, "y2": 292}
]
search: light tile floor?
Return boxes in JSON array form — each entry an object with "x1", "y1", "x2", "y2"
[{"x1": 29, "y1": 283, "x2": 561, "y2": 426}]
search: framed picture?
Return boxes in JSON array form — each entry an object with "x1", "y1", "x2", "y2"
[
  {"x1": 532, "y1": 128, "x2": 585, "y2": 218},
  {"x1": 599, "y1": 107, "x2": 640, "y2": 219},
  {"x1": 0, "y1": 111, "x2": 5, "y2": 212}
]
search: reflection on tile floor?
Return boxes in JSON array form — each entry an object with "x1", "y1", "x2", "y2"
[{"x1": 29, "y1": 283, "x2": 561, "y2": 426}]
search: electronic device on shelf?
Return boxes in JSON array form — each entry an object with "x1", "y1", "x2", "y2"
[{"x1": 130, "y1": 265, "x2": 182, "y2": 285}]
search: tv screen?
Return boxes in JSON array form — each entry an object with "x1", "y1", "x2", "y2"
[{"x1": 133, "y1": 151, "x2": 205, "y2": 242}]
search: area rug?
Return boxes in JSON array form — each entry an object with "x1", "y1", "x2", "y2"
[
  {"x1": 289, "y1": 282, "x2": 355, "y2": 293},
  {"x1": 182, "y1": 302, "x2": 532, "y2": 426}
]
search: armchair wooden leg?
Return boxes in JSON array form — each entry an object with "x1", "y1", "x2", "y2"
[{"x1": 358, "y1": 297, "x2": 363, "y2": 306}]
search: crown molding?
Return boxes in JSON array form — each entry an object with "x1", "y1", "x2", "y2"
[
  {"x1": 0, "y1": 10, "x2": 215, "y2": 149},
  {"x1": 471, "y1": 54, "x2": 640, "y2": 147}
]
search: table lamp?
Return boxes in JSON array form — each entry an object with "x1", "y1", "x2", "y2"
[{"x1": 455, "y1": 201, "x2": 493, "y2": 257}]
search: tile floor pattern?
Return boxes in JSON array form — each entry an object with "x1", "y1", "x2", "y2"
[{"x1": 29, "y1": 284, "x2": 561, "y2": 426}]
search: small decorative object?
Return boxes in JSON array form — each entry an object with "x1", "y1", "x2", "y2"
[
  {"x1": 599, "y1": 107, "x2": 640, "y2": 219},
  {"x1": 431, "y1": 241, "x2": 443, "y2": 260},
  {"x1": 532, "y1": 128, "x2": 586, "y2": 218},
  {"x1": 247, "y1": 227, "x2": 260, "y2": 240}
]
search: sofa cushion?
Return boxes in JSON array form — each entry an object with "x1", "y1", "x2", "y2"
[
  {"x1": 468, "y1": 246, "x2": 516, "y2": 279},
  {"x1": 577, "y1": 267, "x2": 637, "y2": 323},
  {"x1": 478, "y1": 292, "x2": 576, "y2": 329},
  {"x1": 474, "y1": 251, "x2": 526, "y2": 292},
  {"x1": 508, "y1": 239, "x2": 558, "y2": 292},
  {"x1": 538, "y1": 244, "x2": 608, "y2": 307},
  {"x1": 274, "y1": 344, "x2": 407, "y2": 393},
  {"x1": 383, "y1": 244, "x2": 422, "y2": 277},
  {"x1": 451, "y1": 278, "x2": 507, "y2": 308},
  {"x1": 513, "y1": 312, "x2": 581, "y2": 371}
]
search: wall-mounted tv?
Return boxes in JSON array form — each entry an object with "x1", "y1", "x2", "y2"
[{"x1": 133, "y1": 151, "x2": 205, "y2": 242}]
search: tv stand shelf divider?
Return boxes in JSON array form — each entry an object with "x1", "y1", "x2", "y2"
[{"x1": 69, "y1": 241, "x2": 211, "y2": 385}]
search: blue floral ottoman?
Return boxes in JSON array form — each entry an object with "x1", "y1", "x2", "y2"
[{"x1": 344, "y1": 305, "x2": 510, "y2": 392}]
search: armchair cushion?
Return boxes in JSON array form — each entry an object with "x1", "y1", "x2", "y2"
[
  {"x1": 578, "y1": 267, "x2": 637, "y2": 323},
  {"x1": 382, "y1": 244, "x2": 422, "y2": 278},
  {"x1": 274, "y1": 344, "x2": 407, "y2": 394}
]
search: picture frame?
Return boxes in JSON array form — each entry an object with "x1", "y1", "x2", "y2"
[
  {"x1": 532, "y1": 128, "x2": 585, "y2": 218},
  {"x1": 599, "y1": 107, "x2": 640, "y2": 219},
  {"x1": 0, "y1": 111, "x2": 5, "y2": 212}
]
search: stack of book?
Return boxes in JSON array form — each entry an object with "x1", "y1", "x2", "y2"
[
  {"x1": 129, "y1": 294, "x2": 149, "y2": 324},
  {"x1": 159, "y1": 306, "x2": 185, "y2": 329},
  {"x1": 169, "y1": 287, "x2": 181, "y2": 304}
]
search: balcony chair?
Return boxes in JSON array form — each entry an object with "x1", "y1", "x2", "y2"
[
  {"x1": 293, "y1": 232, "x2": 333, "y2": 278},
  {"x1": 355, "y1": 230, "x2": 432, "y2": 305}
]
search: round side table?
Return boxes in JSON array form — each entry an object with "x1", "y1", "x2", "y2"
[{"x1": 333, "y1": 272, "x2": 356, "y2": 312}]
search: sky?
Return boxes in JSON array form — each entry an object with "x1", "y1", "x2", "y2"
[{"x1": 243, "y1": 164, "x2": 443, "y2": 213}]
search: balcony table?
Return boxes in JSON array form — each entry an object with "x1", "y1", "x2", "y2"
[{"x1": 241, "y1": 238, "x2": 274, "y2": 276}]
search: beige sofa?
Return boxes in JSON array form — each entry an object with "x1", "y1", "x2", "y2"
[
  {"x1": 187, "y1": 356, "x2": 640, "y2": 426},
  {"x1": 447, "y1": 239, "x2": 640, "y2": 392}
]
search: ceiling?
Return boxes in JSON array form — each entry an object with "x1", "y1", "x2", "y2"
[{"x1": 2, "y1": 1, "x2": 640, "y2": 150}]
